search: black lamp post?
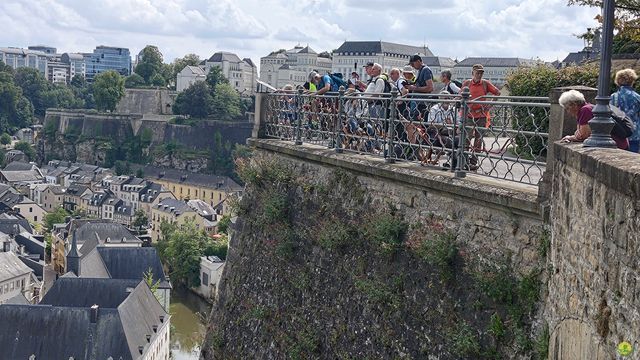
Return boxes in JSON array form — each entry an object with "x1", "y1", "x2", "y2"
[{"x1": 584, "y1": 0, "x2": 617, "y2": 148}]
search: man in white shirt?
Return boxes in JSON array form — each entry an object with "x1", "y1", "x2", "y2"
[{"x1": 365, "y1": 63, "x2": 386, "y2": 119}]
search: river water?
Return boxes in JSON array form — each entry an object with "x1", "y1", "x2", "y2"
[{"x1": 170, "y1": 289, "x2": 212, "y2": 360}]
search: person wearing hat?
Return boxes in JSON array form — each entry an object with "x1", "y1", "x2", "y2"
[
  {"x1": 399, "y1": 65, "x2": 416, "y2": 96},
  {"x1": 406, "y1": 54, "x2": 434, "y2": 94},
  {"x1": 461, "y1": 63, "x2": 500, "y2": 170}
]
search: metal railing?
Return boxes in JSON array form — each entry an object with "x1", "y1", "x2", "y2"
[{"x1": 263, "y1": 88, "x2": 550, "y2": 185}]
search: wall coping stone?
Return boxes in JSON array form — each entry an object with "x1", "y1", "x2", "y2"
[
  {"x1": 249, "y1": 138, "x2": 543, "y2": 219},
  {"x1": 554, "y1": 141, "x2": 640, "y2": 199}
]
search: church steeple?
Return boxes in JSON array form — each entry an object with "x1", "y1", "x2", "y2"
[{"x1": 67, "y1": 231, "x2": 80, "y2": 276}]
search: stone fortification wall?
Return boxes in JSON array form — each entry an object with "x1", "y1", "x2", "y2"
[
  {"x1": 547, "y1": 143, "x2": 640, "y2": 359},
  {"x1": 203, "y1": 139, "x2": 549, "y2": 359},
  {"x1": 115, "y1": 88, "x2": 176, "y2": 115}
]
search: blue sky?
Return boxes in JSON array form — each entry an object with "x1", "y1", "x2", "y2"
[{"x1": 1, "y1": 0, "x2": 601, "y2": 66}]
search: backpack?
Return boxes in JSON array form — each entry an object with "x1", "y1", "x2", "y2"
[
  {"x1": 610, "y1": 105, "x2": 636, "y2": 138},
  {"x1": 452, "y1": 79, "x2": 463, "y2": 88},
  {"x1": 327, "y1": 73, "x2": 348, "y2": 92},
  {"x1": 379, "y1": 73, "x2": 392, "y2": 93}
]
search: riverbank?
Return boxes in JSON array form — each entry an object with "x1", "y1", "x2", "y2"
[{"x1": 170, "y1": 288, "x2": 212, "y2": 360}]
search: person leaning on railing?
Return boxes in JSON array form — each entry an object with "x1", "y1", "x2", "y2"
[
  {"x1": 559, "y1": 89, "x2": 629, "y2": 150},
  {"x1": 611, "y1": 68, "x2": 640, "y2": 153}
]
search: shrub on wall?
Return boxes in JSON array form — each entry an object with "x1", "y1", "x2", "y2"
[{"x1": 506, "y1": 63, "x2": 600, "y2": 157}]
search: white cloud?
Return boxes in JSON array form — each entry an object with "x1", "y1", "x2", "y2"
[{"x1": 0, "y1": 0, "x2": 601, "y2": 67}]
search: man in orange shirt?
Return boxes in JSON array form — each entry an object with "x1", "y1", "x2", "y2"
[{"x1": 460, "y1": 64, "x2": 500, "y2": 169}]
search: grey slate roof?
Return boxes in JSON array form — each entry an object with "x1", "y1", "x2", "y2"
[
  {"x1": 455, "y1": 57, "x2": 539, "y2": 67},
  {"x1": 3, "y1": 161, "x2": 36, "y2": 172},
  {"x1": 74, "y1": 220, "x2": 141, "y2": 246},
  {"x1": 335, "y1": 41, "x2": 434, "y2": 57},
  {"x1": 297, "y1": 46, "x2": 317, "y2": 54},
  {"x1": 66, "y1": 183, "x2": 90, "y2": 196},
  {"x1": 81, "y1": 246, "x2": 170, "y2": 288},
  {"x1": 243, "y1": 58, "x2": 256, "y2": 68},
  {"x1": 208, "y1": 51, "x2": 243, "y2": 63},
  {"x1": 422, "y1": 56, "x2": 457, "y2": 68},
  {"x1": 0, "y1": 218, "x2": 32, "y2": 234},
  {"x1": 0, "y1": 279, "x2": 168, "y2": 360},
  {"x1": 0, "y1": 169, "x2": 42, "y2": 183},
  {"x1": 15, "y1": 234, "x2": 45, "y2": 260},
  {"x1": 138, "y1": 182, "x2": 167, "y2": 203},
  {"x1": 138, "y1": 165, "x2": 243, "y2": 192},
  {"x1": 0, "y1": 305, "x2": 130, "y2": 359},
  {"x1": 0, "y1": 251, "x2": 33, "y2": 282},
  {"x1": 41, "y1": 277, "x2": 140, "y2": 308},
  {"x1": 562, "y1": 50, "x2": 597, "y2": 65},
  {"x1": 0, "y1": 192, "x2": 23, "y2": 207},
  {"x1": 155, "y1": 198, "x2": 192, "y2": 215}
]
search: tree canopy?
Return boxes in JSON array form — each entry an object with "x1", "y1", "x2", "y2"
[
  {"x1": 173, "y1": 66, "x2": 243, "y2": 120},
  {"x1": 14, "y1": 141, "x2": 36, "y2": 161},
  {"x1": 569, "y1": 0, "x2": 640, "y2": 53},
  {"x1": 93, "y1": 70, "x2": 125, "y2": 112}
]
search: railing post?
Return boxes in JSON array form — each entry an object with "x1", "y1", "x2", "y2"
[
  {"x1": 295, "y1": 88, "x2": 303, "y2": 145},
  {"x1": 455, "y1": 87, "x2": 469, "y2": 178},
  {"x1": 386, "y1": 90, "x2": 398, "y2": 164},
  {"x1": 335, "y1": 87, "x2": 346, "y2": 153},
  {"x1": 450, "y1": 98, "x2": 459, "y2": 174}
]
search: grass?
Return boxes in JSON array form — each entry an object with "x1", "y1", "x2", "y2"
[
  {"x1": 449, "y1": 321, "x2": 481, "y2": 357},
  {"x1": 317, "y1": 220, "x2": 357, "y2": 252},
  {"x1": 416, "y1": 231, "x2": 458, "y2": 282},
  {"x1": 367, "y1": 213, "x2": 409, "y2": 254},
  {"x1": 355, "y1": 278, "x2": 400, "y2": 309}
]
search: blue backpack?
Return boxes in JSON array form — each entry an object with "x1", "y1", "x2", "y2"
[{"x1": 327, "y1": 73, "x2": 348, "y2": 92}]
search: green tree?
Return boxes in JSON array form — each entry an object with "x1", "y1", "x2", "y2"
[
  {"x1": 0, "y1": 60, "x2": 13, "y2": 74},
  {"x1": 14, "y1": 67, "x2": 49, "y2": 116},
  {"x1": 173, "y1": 81, "x2": 213, "y2": 118},
  {"x1": 205, "y1": 66, "x2": 229, "y2": 91},
  {"x1": 114, "y1": 160, "x2": 131, "y2": 175},
  {"x1": 171, "y1": 54, "x2": 201, "y2": 86},
  {"x1": 217, "y1": 214, "x2": 231, "y2": 234},
  {"x1": 70, "y1": 75, "x2": 93, "y2": 109},
  {"x1": 163, "y1": 221, "x2": 206, "y2": 287},
  {"x1": 124, "y1": 73, "x2": 145, "y2": 88},
  {"x1": 13, "y1": 141, "x2": 35, "y2": 161},
  {"x1": 133, "y1": 209, "x2": 149, "y2": 229},
  {"x1": 14, "y1": 96, "x2": 34, "y2": 128},
  {"x1": 44, "y1": 207, "x2": 69, "y2": 232},
  {"x1": 42, "y1": 84, "x2": 83, "y2": 110},
  {"x1": 0, "y1": 133, "x2": 11, "y2": 145},
  {"x1": 93, "y1": 70, "x2": 125, "y2": 112},
  {"x1": 143, "y1": 267, "x2": 161, "y2": 302},
  {"x1": 150, "y1": 73, "x2": 166, "y2": 87},
  {"x1": 135, "y1": 45, "x2": 164, "y2": 84},
  {"x1": 211, "y1": 82, "x2": 241, "y2": 120}
]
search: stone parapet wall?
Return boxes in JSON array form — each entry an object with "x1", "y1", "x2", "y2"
[
  {"x1": 249, "y1": 138, "x2": 547, "y2": 275},
  {"x1": 547, "y1": 142, "x2": 640, "y2": 359}
]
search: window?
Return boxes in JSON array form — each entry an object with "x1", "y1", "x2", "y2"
[
  {"x1": 34, "y1": 216, "x2": 37, "y2": 222},
  {"x1": 202, "y1": 272, "x2": 209, "y2": 286}
]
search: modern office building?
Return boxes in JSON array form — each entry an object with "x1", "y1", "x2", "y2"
[
  {"x1": 27, "y1": 45, "x2": 57, "y2": 55},
  {"x1": 61, "y1": 53, "x2": 86, "y2": 80},
  {"x1": 0, "y1": 47, "x2": 48, "y2": 75},
  {"x1": 84, "y1": 45, "x2": 131, "y2": 82}
]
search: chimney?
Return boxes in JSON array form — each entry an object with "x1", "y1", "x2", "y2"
[{"x1": 90, "y1": 304, "x2": 99, "y2": 323}]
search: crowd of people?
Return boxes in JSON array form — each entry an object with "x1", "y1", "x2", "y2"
[
  {"x1": 275, "y1": 55, "x2": 505, "y2": 170},
  {"x1": 274, "y1": 57, "x2": 640, "y2": 173}
]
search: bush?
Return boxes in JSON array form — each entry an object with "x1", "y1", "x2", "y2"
[
  {"x1": 506, "y1": 63, "x2": 599, "y2": 157},
  {"x1": 367, "y1": 213, "x2": 408, "y2": 253}
]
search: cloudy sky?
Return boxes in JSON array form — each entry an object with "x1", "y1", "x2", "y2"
[{"x1": 1, "y1": 0, "x2": 600, "y2": 67}]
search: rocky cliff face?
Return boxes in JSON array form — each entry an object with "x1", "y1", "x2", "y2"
[
  {"x1": 41, "y1": 109, "x2": 252, "y2": 170},
  {"x1": 202, "y1": 151, "x2": 550, "y2": 359}
]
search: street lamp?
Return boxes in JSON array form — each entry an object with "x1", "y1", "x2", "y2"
[{"x1": 583, "y1": 0, "x2": 617, "y2": 148}]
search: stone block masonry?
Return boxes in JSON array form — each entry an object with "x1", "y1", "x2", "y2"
[{"x1": 547, "y1": 142, "x2": 640, "y2": 359}]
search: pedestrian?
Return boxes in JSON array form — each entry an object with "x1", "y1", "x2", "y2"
[
  {"x1": 406, "y1": 54, "x2": 434, "y2": 94},
  {"x1": 441, "y1": 70, "x2": 460, "y2": 95},
  {"x1": 461, "y1": 64, "x2": 500, "y2": 170},
  {"x1": 611, "y1": 68, "x2": 640, "y2": 152}
]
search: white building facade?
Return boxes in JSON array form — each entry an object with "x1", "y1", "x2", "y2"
[
  {"x1": 259, "y1": 45, "x2": 333, "y2": 89},
  {"x1": 203, "y1": 52, "x2": 257, "y2": 95},
  {"x1": 196, "y1": 255, "x2": 225, "y2": 300},
  {"x1": 332, "y1": 41, "x2": 434, "y2": 81},
  {"x1": 451, "y1": 57, "x2": 540, "y2": 87},
  {"x1": 176, "y1": 65, "x2": 207, "y2": 92},
  {"x1": 0, "y1": 251, "x2": 37, "y2": 304}
]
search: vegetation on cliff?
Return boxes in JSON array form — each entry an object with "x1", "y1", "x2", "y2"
[{"x1": 203, "y1": 155, "x2": 550, "y2": 359}]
